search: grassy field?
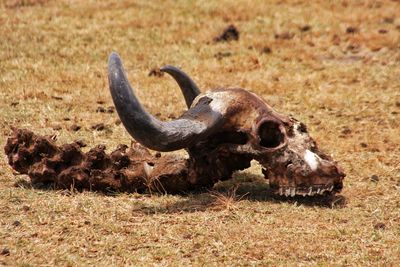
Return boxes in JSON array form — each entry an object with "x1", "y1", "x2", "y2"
[{"x1": 1, "y1": 0, "x2": 400, "y2": 265}]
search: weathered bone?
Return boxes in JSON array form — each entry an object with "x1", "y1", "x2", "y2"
[
  {"x1": 4, "y1": 128, "x2": 192, "y2": 194},
  {"x1": 3, "y1": 53, "x2": 345, "y2": 197}
]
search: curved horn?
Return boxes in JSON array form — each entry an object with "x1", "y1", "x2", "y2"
[
  {"x1": 160, "y1": 65, "x2": 200, "y2": 108},
  {"x1": 108, "y1": 52, "x2": 223, "y2": 152}
]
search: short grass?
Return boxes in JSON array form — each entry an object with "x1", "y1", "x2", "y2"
[{"x1": 1, "y1": 0, "x2": 400, "y2": 265}]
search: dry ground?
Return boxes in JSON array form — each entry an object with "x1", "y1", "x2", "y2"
[{"x1": 1, "y1": 0, "x2": 400, "y2": 265}]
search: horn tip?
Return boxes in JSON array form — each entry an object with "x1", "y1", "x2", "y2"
[{"x1": 108, "y1": 52, "x2": 122, "y2": 66}]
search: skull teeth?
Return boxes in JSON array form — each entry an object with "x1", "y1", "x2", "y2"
[
  {"x1": 279, "y1": 187, "x2": 283, "y2": 196},
  {"x1": 285, "y1": 188, "x2": 291, "y2": 197},
  {"x1": 276, "y1": 184, "x2": 335, "y2": 197},
  {"x1": 290, "y1": 187, "x2": 296, "y2": 197},
  {"x1": 308, "y1": 187, "x2": 313, "y2": 196}
]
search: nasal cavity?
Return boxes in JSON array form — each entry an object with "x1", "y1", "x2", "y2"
[{"x1": 258, "y1": 121, "x2": 285, "y2": 148}]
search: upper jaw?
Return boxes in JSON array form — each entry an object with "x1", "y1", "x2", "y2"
[
  {"x1": 268, "y1": 178, "x2": 344, "y2": 197},
  {"x1": 263, "y1": 161, "x2": 345, "y2": 197},
  {"x1": 274, "y1": 184, "x2": 338, "y2": 197}
]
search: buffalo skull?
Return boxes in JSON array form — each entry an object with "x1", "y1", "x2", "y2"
[{"x1": 108, "y1": 52, "x2": 345, "y2": 197}]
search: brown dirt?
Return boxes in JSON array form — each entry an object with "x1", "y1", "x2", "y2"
[
  {"x1": 214, "y1": 24, "x2": 240, "y2": 42},
  {"x1": 148, "y1": 68, "x2": 164, "y2": 77}
]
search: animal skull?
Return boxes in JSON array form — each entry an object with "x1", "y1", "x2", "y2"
[{"x1": 108, "y1": 52, "x2": 345, "y2": 197}]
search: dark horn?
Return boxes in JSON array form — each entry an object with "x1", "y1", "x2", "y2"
[
  {"x1": 160, "y1": 65, "x2": 200, "y2": 108},
  {"x1": 108, "y1": 52, "x2": 222, "y2": 151}
]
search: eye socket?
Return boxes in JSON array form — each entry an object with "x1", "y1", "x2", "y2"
[
  {"x1": 209, "y1": 131, "x2": 248, "y2": 147},
  {"x1": 258, "y1": 120, "x2": 285, "y2": 148}
]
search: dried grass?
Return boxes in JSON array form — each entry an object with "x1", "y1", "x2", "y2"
[{"x1": 1, "y1": 0, "x2": 400, "y2": 265}]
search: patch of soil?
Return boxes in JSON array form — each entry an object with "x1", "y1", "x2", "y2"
[
  {"x1": 0, "y1": 248, "x2": 10, "y2": 256},
  {"x1": 374, "y1": 222, "x2": 386, "y2": 230},
  {"x1": 299, "y1": 25, "x2": 311, "y2": 32},
  {"x1": 96, "y1": 106, "x2": 115, "y2": 113},
  {"x1": 51, "y1": 96, "x2": 63, "y2": 101},
  {"x1": 378, "y1": 29, "x2": 388, "y2": 34},
  {"x1": 107, "y1": 106, "x2": 115, "y2": 113},
  {"x1": 261, "y1": 46, "x2": 272, "y2": 54},
  {"x1": 274, "y1": 32, "x2": 294, "y2": 40},
  {"x1": 52, "y1": 125, "x2": 62, "y2": 131},
  {"x1": 70, "y1": 124, "x2": 81, "y2": 131},
  {"x1": 214, "y1": 25, "x2": 239, "y2": 42},
  {"x1": 214, "y1": 51, "x2": 232, "y2": 60},
  {"x1": 74, "y1": 140, "x2": 87, "y2": 147},
  {"x1": 96, "y1": 106, "x2": 107, "y2": 113},
  {"x1": 346, "y1": 26, "x2": 358, "y2": 34},
  {"x1": 91, "y1": 123, "x2": 106, "y2": 131},
  {"x1": 148, "y1": 68, "x2": 163, "y2": 77}
]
